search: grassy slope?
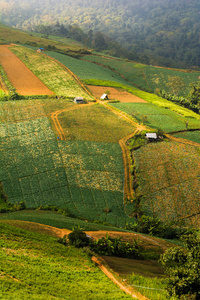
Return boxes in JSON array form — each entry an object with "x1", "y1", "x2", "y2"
[
  {"x1": 10, "y1": 45, "x2": 93, "y2": 100},
  {"x1": 46, "y1": 50, "x2": 133, "y2": 86},
  {"x1": 134, "y1": 140, "x2": 200, "y2": 227},
  {"x1": 0, "y1": 222, "x2": 132, "y2": 300},
  {"x1": 0, "y1": 96, "x2": 135, "y2": 227},
  {"x1": 58, "y1": 103, "x2": 134, "y2": 142},
  {"x1": 173, "y1": 131, "x2": 200, "y2": 143},
  {"x1": 0, "y1": 210, "x2": 129, "y2": 231},
  {"x1": 0, "y1": 23, "x2": 85, "y2": 53},
  {"x1": 81, "y1": 55, "x2": 200, "y2": 96},
  {"x1": 110, "y1": 102, "x2": 200, "y2": 133}
]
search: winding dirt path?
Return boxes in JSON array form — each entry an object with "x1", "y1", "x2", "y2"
[
  {"x1": 92, "y1": 256, "x2": 149, "y2": 299},
  {"x1": 50, "y1": 103, "x2": 95, "y2": 140},
  {"x1": 165, "y1": 133, "x2": 200, "y2": 147},
  {"x1": 0, "y1": 45, "x2": 54, "y2": 95}
]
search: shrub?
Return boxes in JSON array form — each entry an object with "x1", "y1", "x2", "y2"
[
  {"x1": 68, "y1": 229, "x2": 91, "y2": 248},
  {"x1": 126, "y1": 215, "x2": 190, "y2": 239},
  {"x1": 160, "y1": 232, "x2": 200, "y2": 299},
  {"x1": 57, "y1": 235, "x2": 68, "y2": 246},
  {"x1": 90, "y1": 233, "x2": 143, "y2": 259}
]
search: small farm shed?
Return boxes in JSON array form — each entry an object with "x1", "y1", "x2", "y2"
[
  {"x1": 74, "y1": 97, "x2": 84, "y2": 104},
  {"x1": 145, "y1": 133, "x2": 158, "y2": 140},
  {"x1": 100, "y1": 94, "x2": 108, "y2": 100}
]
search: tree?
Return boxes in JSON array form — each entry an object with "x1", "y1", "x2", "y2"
[
  {"x1": 166, "y1": 76, "x2": 186, "y2": 95},
  {"x1": 160, "y1": 232, "x2": 200, "y2": 299},
  {"x1": 189, "y1": 84, "x2": 200, "y2": 105}
]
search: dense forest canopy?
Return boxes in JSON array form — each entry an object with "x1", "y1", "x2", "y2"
[{"x1": 0, "y1": 0, "x2": 200, "y2": 68}]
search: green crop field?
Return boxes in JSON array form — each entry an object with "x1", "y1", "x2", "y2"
[
  {"x1": 110, "y1": 103, "x2": 200, "y2": 133},
  {"x1": 0, "y1": 210, "x2": 130, "y2": 231},
  {"x1": 173, "y1": 131, "x2": 200, "y2": 144},
  {"x1": 58, "y1": 104, "x2": 134, "y2": 142},
  {"x1": 0, "y1": 100, "x2": 135, "y2": 228},
  {"x1": 10, "y1": 46, "x2": 93, "y2": 100},
  {"x1": 46, "y1": 51, "x2": 132, "y2": 86},
  {"x1": 81, "y1": 55, "x2": 200, "y2": 96},
  {"x1": 133, "y1": 141, "x2": 200, "y2": 227},
  {"x1": 0, "y1": 222, "x2": 132, "y2": 300}
]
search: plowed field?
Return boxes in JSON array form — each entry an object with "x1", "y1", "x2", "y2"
[
  {"x1": 88, "y1": 85, "x2": 147, "y2": 102},
  {"x1": 0, "y1": 45, "x2": 54, "y2": 95}
]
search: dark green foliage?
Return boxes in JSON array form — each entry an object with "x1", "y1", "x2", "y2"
[
  {"x1": 67, "y1": 229, "x2": 143, "y2": 259},
  {"x1": 57, "y1": 235, "x2": 68, "y2": 246},
  {"x1": 68, "y1": 229, "x2": 91, "y2": 248},
  {"x1": 126, "y1": 215, "x2": 190, "y2": 240},
  {"x1": 1, "y1": 0, "x2": 200, "y2": 68},
  {"x1": 160, "y1": 232, "x2": 200, "y2": 299},
  {"x1": 159, "y1": 89, "x2": 200, "y2": 114},
  {"x1": 90, "y1": 233, "x2": 143, "y2": 259}
]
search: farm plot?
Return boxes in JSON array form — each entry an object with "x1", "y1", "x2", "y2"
[
  {"x1": 0, "y1": 104, "x2": 133, "y2": 227},
  {"x1": 133, "y1": 141, "x2": 200, "y2": 226},
  {"x1": 46, "y1": 50, "x2": 131, "y2": 85},
  {"x1": 10, "y1": 45, "x2": 92, "y2": 100},
  {"x1": 110, "y1": 103, "x2": 200, "y2": 132},
  {"x1": 58, "y1": 103, "x2": 135, "y2": 142},
  {"x1": 88, "y1": 85, "x2": 146, "y2": 103},
  {"x1": 173, "y1": 131, "x2": 200, "y2": 144},
  {"x1": 0, "y1": 45, "x2": 54, "y2": 96},
  {"x1": 82, "y1": 55, "x2": 200, "y2": 96}
]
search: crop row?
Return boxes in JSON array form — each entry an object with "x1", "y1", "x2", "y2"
[
  {"x1": 46, "y1": 51, "x2": 129, "y2": 85},
  {"x1": 134, "y1": 141, "x2": 200, "y2": 225},
  {"x1": 0, "y1": 101, "x2": 46, "y2": 124},
  {"x1": 10, "y1": 46, "x2": 93, "y2": 100},
  {"x1": 82, "y1": 55, "x2": 200, "y2": 96},
  {"x1": 0, "y1": 115, "x2": 131, "y2": 227},
  {"x1": 110, "y1": 102, "x2": 200, "y2": 132},
  {"x1": 174, "y1": 131, "x2": 200, "y2": 144}
]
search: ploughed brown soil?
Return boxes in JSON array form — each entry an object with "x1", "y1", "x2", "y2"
[
  {"x1": 88, "y1": 85, "x2": 147, "y2": 103},
  {"x1": 0, "y1": 45, "x2": 54, "y2": 96}
]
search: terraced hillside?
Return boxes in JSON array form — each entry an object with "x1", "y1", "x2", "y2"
[
  {"x1": 0, "y1": 43, "x2": 200, "y2": 229},
  {"x1": 81, "y1": 55, "x2": 200, "y2": 96},
  {"x1": 0, "y1": 222, "x2": 133, "y2": 300},
  {"x1": 0, "y1": 97, "x2": 135, "y2": 227},
  {"x1": 133, "y1": 141, "x2": 200, "y2": 227}
]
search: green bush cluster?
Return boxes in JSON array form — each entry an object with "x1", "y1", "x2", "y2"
[
  {"x1": 125, "y1": 215, "x2": 192, "y2": 240},
  {"x1": 160, "y1": 232, "x2": 200, "y2": 299},
  {"x1": 65, "y1": 229, "x2": 143, "y2": 259},
  {"x1": 159, "y1": 89, "x2": 200, "y2": 114}
]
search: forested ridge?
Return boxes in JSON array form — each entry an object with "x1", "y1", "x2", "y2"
[{"x1": 0, "y1": 0, "x2": 200, "y2": 68}]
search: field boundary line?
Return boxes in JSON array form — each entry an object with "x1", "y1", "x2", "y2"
[
  {"x1": 100, "y1": 102, "x2": 147, "y2": 131},
  {"x1": 119, "y1": 130, "x2": 139, "y2": 201},
  {"x1": 99, "y1": 101, "x2": 147, "y2": 201},
  {"x1": 44, "y1": 54, "x2": 94, "y2": 98},
  {"x1": 165, "y1": 134, "x2": 200, "y2": 147},
  {"x1": 50, "y1": 103, "x2": 95, "y2": 140},
  {"x1": 92, "y1": 256, "x2": 149, "y2": 300}
]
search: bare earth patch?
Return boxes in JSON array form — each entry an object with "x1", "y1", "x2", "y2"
[
  {"x1": 88, "y1": 85, "x2": 147, "y2": 103},
  {"x1": 0, "y1": 45, "x2": 54, "y2": 96}
]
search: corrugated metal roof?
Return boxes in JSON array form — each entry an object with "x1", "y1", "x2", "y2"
[{"x1": 145, "y1": 133, "x2": 157, "y2": 139}]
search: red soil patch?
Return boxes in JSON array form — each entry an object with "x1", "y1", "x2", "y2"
[
  {"x1": 0, "y1": 45, "x2": 54, "y2": 96},
  {"x1": 88, "y1": 85, "x2": 146, "y2": 103}
]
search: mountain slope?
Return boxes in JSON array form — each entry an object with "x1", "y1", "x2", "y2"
[{"x1": 0, "y1": 0, "x2": 200, "y2": 68}]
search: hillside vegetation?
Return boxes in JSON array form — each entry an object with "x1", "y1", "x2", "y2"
[
  {"x1": 0, "y1": 24, "x2": 200, "y2": 300},
  {"x1": 0, "y1": 0, "x2": 200, "y2": 68},
  {"x1": 0, "y1": 222, "x2": 133, "y2": 299}
]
